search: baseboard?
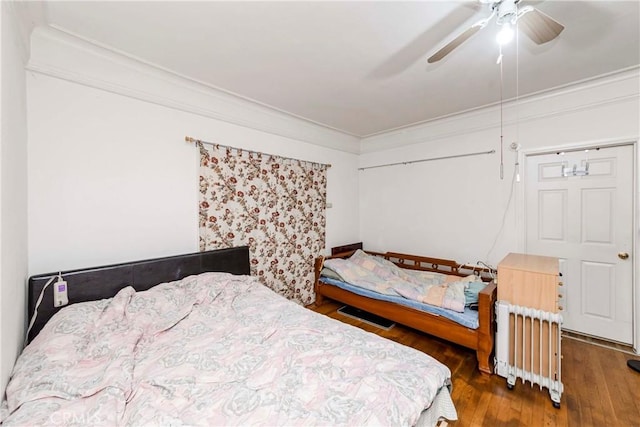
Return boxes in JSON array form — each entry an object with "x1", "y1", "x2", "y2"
[{"x1": 562, "y1": 330, "x2": 636, "y2": 355}]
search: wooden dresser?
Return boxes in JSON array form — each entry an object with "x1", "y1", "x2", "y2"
[{"x1": 497, "y1": 253, "x2": 562, "y2": 313}]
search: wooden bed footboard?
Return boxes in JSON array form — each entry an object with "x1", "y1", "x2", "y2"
[
  {"x1": 313, "y1": 248, "x2": 497, "y2": 374},
  {"x1": 476, "y1": 281, "x2": 497, "y2": 374}
]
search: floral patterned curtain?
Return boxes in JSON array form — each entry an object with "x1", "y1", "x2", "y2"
[{"x1": 198, "y1": 142, "x2": 328, "y2": 305}]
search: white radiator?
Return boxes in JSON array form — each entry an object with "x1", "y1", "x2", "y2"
[{"x1": 495, "y1": 301, "x2": 564, "y2": 407}]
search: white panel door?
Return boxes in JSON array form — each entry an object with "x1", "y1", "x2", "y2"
[{"x1": 525, "y1": 145, "x2": 633, "y2": 344}]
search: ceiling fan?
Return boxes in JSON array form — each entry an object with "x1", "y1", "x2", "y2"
[{"x1": 427, "y1": 0, "x2": 564, "y2": 63}]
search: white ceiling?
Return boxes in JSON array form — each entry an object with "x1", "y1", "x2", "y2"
[{"x1": 36, "y1": 1, "x2": 640, "y2": 137}]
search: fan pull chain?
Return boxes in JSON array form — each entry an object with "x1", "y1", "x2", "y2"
[
  {"x1": 499, "y1": 44, "x2": 505, "y2": 180},
  {"x1": 514, "y1": 2, "x2": 521, "y2": 182}
]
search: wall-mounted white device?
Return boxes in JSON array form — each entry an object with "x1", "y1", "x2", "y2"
[{"x1": 53, "y1": 276, "x2": 69, "y2": 307}]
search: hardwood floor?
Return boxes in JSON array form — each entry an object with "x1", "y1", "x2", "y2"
[{"x1": 309, "y1": 301, "x2": 640, "y2": 427}]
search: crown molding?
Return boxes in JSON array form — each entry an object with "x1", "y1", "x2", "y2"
[
  {"x1": 360, "y1": 66, "x2": 640, "y2": 153},
  {"x1": 22, "y1": 24, "x2": 639, "y2": 156},
  {"x1": 3, "y1": 1, "x2": 46, "y2": 65},
  {"x1": 26, "y1": 26, "x2": 360, "y2": 154}
]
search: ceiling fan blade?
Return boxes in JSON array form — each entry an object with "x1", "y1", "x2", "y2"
[
  {"x1": 428, "y1": 22, "x2": 485, "y2": 63},
  {"x1": 517, "y1": 6, "x2": 564, "y2": 44}
]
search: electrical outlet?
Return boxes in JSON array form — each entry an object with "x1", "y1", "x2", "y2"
[{"x1": 53, "y1": 280, "x2": 69, "y2": 307}]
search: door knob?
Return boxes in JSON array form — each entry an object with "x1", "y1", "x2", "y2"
[{"x1": 618, "y1": 252, "x2": 629, "y2": 260}]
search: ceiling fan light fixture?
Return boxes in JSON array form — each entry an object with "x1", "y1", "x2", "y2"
[
  {"x1": 496, "y1": 23, "x2": 514, "y2": 45},
  {"x1": 427, "y1": 0, "x2": 564, "y2": 63}
]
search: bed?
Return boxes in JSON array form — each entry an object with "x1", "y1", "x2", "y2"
[
  {"x1": 314, "y1": 243, "x2": 497, "y2": 374},
  {"x1": 1, "y1": 247, "x2": 457, "y2": 426}
]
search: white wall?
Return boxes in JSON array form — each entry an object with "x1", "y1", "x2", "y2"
[
  {"x1": 27, "y1": 28, "x2": 360, "y2": 275},
  {"x1": 0, "y1": 2, "x2": 29, "y2": 396},
  {"x1": 359, "y1": 68, "x2": 640, "y2": 267},
  {"x1": 359, "y1": 129, "x2": 505, "y2": 264}
]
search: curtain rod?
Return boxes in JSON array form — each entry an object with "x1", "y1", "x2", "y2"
[
  {"x1": 185, "y1": 136, "x2": 331, "y2": 168},
  {"x1": 528, "y1": 142, "x2": 630, "y2": 157},
  {"x1": 358, "y1": 149, "x2": 496, "y2": 171}
]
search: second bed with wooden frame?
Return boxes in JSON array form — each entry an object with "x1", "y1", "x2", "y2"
[{"x1": 313, "y1": 243, "x2": 497, "y2": 374}]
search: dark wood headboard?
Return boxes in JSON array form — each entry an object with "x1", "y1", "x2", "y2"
[
  {"x1": 27, "y1": 246, "x2": 250, "y2": 343},
  {"x1": 331, "y1": 242, "x2": 363, "y2": 256}
]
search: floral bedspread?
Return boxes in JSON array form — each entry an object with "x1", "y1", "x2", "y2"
[
  {"x1": 1, "y1": 272, "x2": 454, "y2": 426},
  {"x1": 323, "y1": 250, "x2": 472, "y2": 312}
]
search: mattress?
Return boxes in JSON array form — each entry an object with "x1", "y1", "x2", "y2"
[
  {"x1": 320, "y1": 277, "x2": 480, "y2": 329},
  {"x1": 2, "y1": 272, "x2": 457, "y2": 426}
]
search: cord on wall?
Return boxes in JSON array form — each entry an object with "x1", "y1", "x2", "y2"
[
  {"x1": 485, "y1": 163, "x2": 518, "y2": 263},
  {"x1": 24, "y1": 274, "x2": 61, "y2": 347}
]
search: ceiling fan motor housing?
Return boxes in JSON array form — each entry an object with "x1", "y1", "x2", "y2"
[{"x1": 495, "y1": 0, "x2": 519, "y2": 25}]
